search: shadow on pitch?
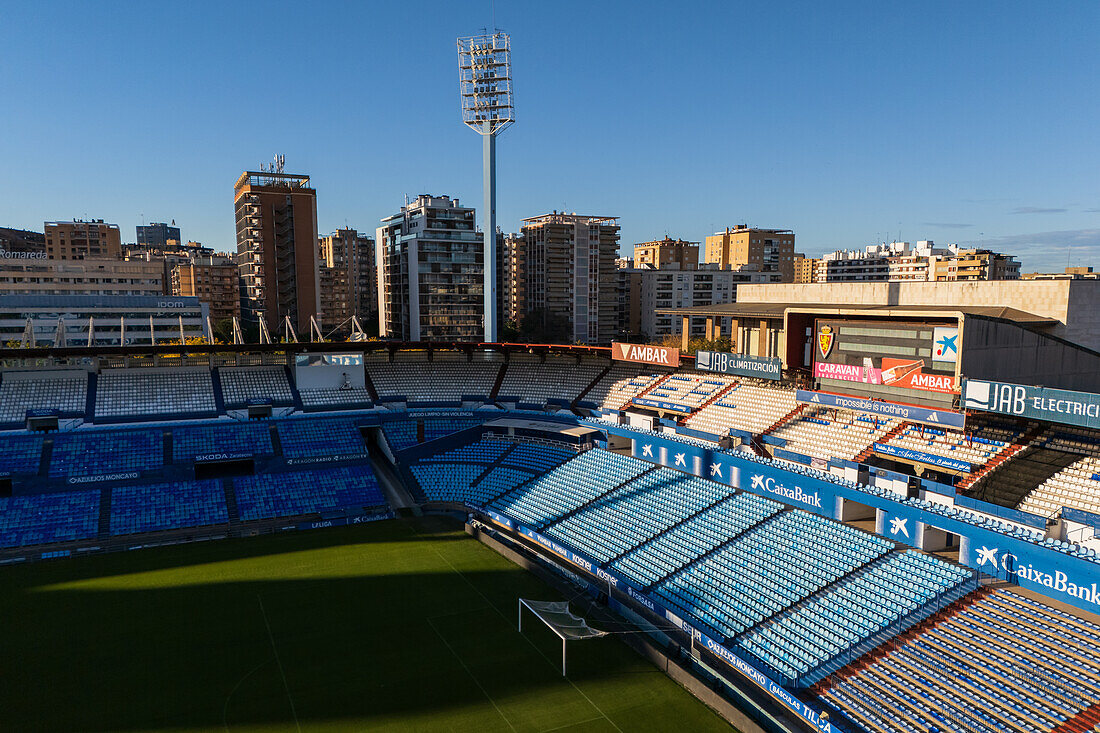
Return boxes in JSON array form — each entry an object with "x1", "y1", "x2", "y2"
[{"x1": 0, "y1": 518, "x2": 667, "y2": 732}]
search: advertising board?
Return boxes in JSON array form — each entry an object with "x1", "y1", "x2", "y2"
[
  {"x1": 963, "y1": 379, "x2": 1100, "y2": 430},
  {"x1": 813, "y1": 319, "x2": 958, "y2": 395},
  {"x1": 612, "y1": 342, "x2": 680, "y2": 367},
  {"x1": 695, "y1": 351, "x2": 781, "y2": 380},
  {"x1": 796, "y1": 389, "x2": 965, "y2": 429}
]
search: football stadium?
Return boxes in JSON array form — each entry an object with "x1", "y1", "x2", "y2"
[{"x1": 3, "y1": 307, "x2": 1100, "y2": 733}]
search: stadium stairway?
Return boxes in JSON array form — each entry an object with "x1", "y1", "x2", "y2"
[
  {"x1": 223, "y1": 478, "x2": 240, "y2": 523},
  {"x1": 37, "y1": 438, "x2": 52, "y2": 476},
  {"x1": 84, "y1": 372, "x2": 97, "y2": 422},
  {"x1": 285, "y1": 365, "x2": 305, "y2": 412},
  {"x1": 677, "y1": 381, "x2": 739, "y2": 425},
  {"x1": 811, "y1": 586, "x2": 993, "y2": 693},
  {"x1": 1051, "y1": 702, "x2": 1100, "y2": 733},
  {"x1": 97, "y1": 487, "x2": 112, "y2": 538},
  {"x1": 489, "y1": 362, "x2": 508, "y2": 402},
  {"x1": 210, "y1": 369, "x2": 226, "y2": 413},
  {"x1": 853, "y1": 421, "x2": 910, "y2": 464},
  {"x1": 622, "y1": 372, "x2": 673, "y2": 411},
  {"x1": 956, "y1": 422, "x2": 1044, "y2": 492},
  {"x1": 537, "y1": 464, "x2": 663, "y2": 531},
  {"x1": 570, "y1": 363, "x2": 612, "y2": 410},
  {"x1": 760, "y1": 403, "x2": 806, "y2": 438},
  {"x1": 362, "y1": 369, "x2": 380, "y2": 403},
  {"x1": 269, "y1": 424, "x2": 284, "y2": 456},
  {"x1": 641, "y1": 508, "x2": 794, "y2": 593},
  {"x1": 732, "y1": 551, "x2": 898, "y2": 644},
  {"x1": 968, "y1": 442, "x2": 1082, "y2": 508},
  {"x1": 468, "y1": 443, "x2": 519, "y2": 486}
]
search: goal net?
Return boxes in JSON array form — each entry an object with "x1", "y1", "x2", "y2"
[{"x1": 518, "y1": 599, "x2": 607, "y2": 676}]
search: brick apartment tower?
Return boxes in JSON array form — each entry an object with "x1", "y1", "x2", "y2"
[{"x1": 234, "y1": 167, "x2": 320, "y2": 335}]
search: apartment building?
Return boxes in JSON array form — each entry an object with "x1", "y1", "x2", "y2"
[
  {"x1": 169, "y1": 254, "x2": 240, "y2": 323},
  {"x1": 0, "y1": 258, "x2": 163, "y2": 296},
  {"x1": 44, "y1": 219, "x2": 122, "y2": 260},
  {"x1": 793, "y1": 255, "x2": 820, "y2": 284},
  {"x1": 234, "y1": 167, "x2": 320, "y2": 333},
  {"x1": 618, "y1": 261, "x2": 772, "y2": 340},
  {"x1": 136, "y1": 221, "x2": 181, "y2": 249},
  {"x1": 376, "y1": 195, "x2": 485, "y2": 341},
  {"x1": 318, "y1": 228, "x2": 376, "y2": 330},
  {"x1": 704, "y1": 225, "x2": 795, "y2": 281},
  {"x1": 517, "y1": 212, "x2": 620, "y2": 345},
  {"x1": 502, "y1": 233, "x2": 525, "y2": 326},
  {"x1": 815, "y1": 241, "x2": 1020, "y2": 283},
  {"x1": 0, "y1": 227, "x2": 46, "y2": 255},
  {"x1": 633, "y1": 237, "x2": 699, "y2": 269}
]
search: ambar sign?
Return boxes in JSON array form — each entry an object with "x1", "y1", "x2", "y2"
[{"x1": 612, "y1": 342, "x2": 680, "y2": 367}]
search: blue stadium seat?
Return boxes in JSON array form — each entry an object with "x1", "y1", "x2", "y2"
[
  {"x1": 171, "y1": 422, "x2": 274, "y2": 462},
  {"x1": 276, "y1": 418, "x2": 366, "y2": 459},
  {"x1": 49, "y1": 429, "x2": 163, "y2": 478},
  {"x1": 0, "y1": 433, "x2": 45, "y2": 474},
  {"x1": 234, "y1": 465, "x2": 385, "y2": 520},
  {"x1": 0, "y1": 491, "x2": 100, "y2": 547},
  {"x1": 110, "y1": 480, "x2": 229, "y2": 535}
]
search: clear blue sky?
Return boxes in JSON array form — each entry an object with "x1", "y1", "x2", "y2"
[{"x1": 1, "y1": 1, "x2": 1097, "y2": 272}]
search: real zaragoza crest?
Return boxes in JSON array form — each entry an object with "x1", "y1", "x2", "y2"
[{"x1": 818, "y1": 324, "x2": 835, "y2": 359}]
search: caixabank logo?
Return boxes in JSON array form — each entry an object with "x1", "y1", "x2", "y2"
[
  {"x1": 975, "y1": 545, "x2": 1100, "y2": 605},
  {"x1": 750, "y1": 474, "x2": 822, "y2": 508}
]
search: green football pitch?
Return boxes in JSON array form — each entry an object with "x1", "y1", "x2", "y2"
[{"x1": 0, "y1": 515, "x2": 733, "y2": 732}]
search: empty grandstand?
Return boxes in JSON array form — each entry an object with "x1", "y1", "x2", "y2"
[{"x1": 2, "y1": 340, "x2": 1100, "y2": 733}]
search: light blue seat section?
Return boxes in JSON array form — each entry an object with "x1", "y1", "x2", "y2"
[
  {"x1": 0, "y1": 433, "x2": 45, "y2": 474},
  {"x1": 49, "y1": 429, "x2": 163, "y2": 478},
  {"x1": 653, "y1": 511, "x2": 893, "y2": 640},
  {"x1": 171, "y1": 423, "x2": 274, "y2": 462},
  {"x1": 471, "y1": 467, "x2": 536, "y2": 505},
  {"x1": 411, "y1": 463, "x2": 487, "y2": 504},
  {"x1": 500, "y1": 444, "x2": 574, "y2": 473},
  {"x1": 545, "y1": 468, "x2": 732, "y2": 563},
  {"x1": 276, "y1": 418, "x2": 365, "y2": 459},
  {"x1": 610, "y1": 492, "x2": 782, "y2": 588},
  {"x1": 381, "y1": 416, "x2": 488, "y2": 451},
  {"x1": 421, "y1": 441, "x2": 510, "y2": 465},
  {"x1": 489, "y1": 450, "x2": 651, "y2": 528},
  {"x1": 234, "y1": 465, "x2": 384, "y2": 521},
  {"x1": 110, "y1": 479, "x2": 228, "y2": 535},
  {"x1": 0, "y1": 490, "x2": 100, "y2": 547},
  {"x1": 739, "y1": 552, "x2": 973, "y2": 680}
]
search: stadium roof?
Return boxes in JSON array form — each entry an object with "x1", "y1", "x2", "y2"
[{"x1": 655, "y1": 302, "x2": 1057, "y2": 325}]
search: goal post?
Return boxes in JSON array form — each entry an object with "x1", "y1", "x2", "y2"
[{"x1": 518, "y1": 598, "x2": 606, "y2": 677}]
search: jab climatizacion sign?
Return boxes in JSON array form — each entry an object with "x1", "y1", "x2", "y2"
[
  {"x1": 695, "y1": 351, "x2": 781, "y2": 380},
  {"x1": 963, "y1": 379, "x2": 1100, "y2": 430}
]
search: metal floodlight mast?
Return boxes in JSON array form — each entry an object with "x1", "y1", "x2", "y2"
[{"x1": 458, "y1": 32, "x2": 514, "y2": 343}]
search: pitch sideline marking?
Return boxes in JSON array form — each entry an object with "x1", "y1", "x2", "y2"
[
  {"x1": 425, "y1": 539, "x2": 625, "y2": 733},
  {"x1": 426, "y1": 614, "x2": 518, "y2": 732},
  {"x1": 258, "y1": 594, "x2": 302, "y2": 733}
]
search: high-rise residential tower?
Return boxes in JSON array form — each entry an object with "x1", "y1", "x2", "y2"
[
  {"x1": 516, "y1": 212, "x2": 620, "y2": 345},
  {"x1": 319, "y1": 228, "x2": 376, "y2": 331},
  {"x1": 376, "y1": 195, "x2": 486, "y2": 342},
  {"x1": 233, "y1": 162, "x2": 320, "y2": 334}
]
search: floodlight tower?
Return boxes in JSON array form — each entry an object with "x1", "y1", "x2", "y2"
[{"x1": 458, "y1": 32, "x2": 514, "y2": 343}]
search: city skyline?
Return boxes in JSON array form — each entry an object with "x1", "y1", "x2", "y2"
[{"x1": 1, "y1": 1, "x2": 1097, "y2": 273}]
